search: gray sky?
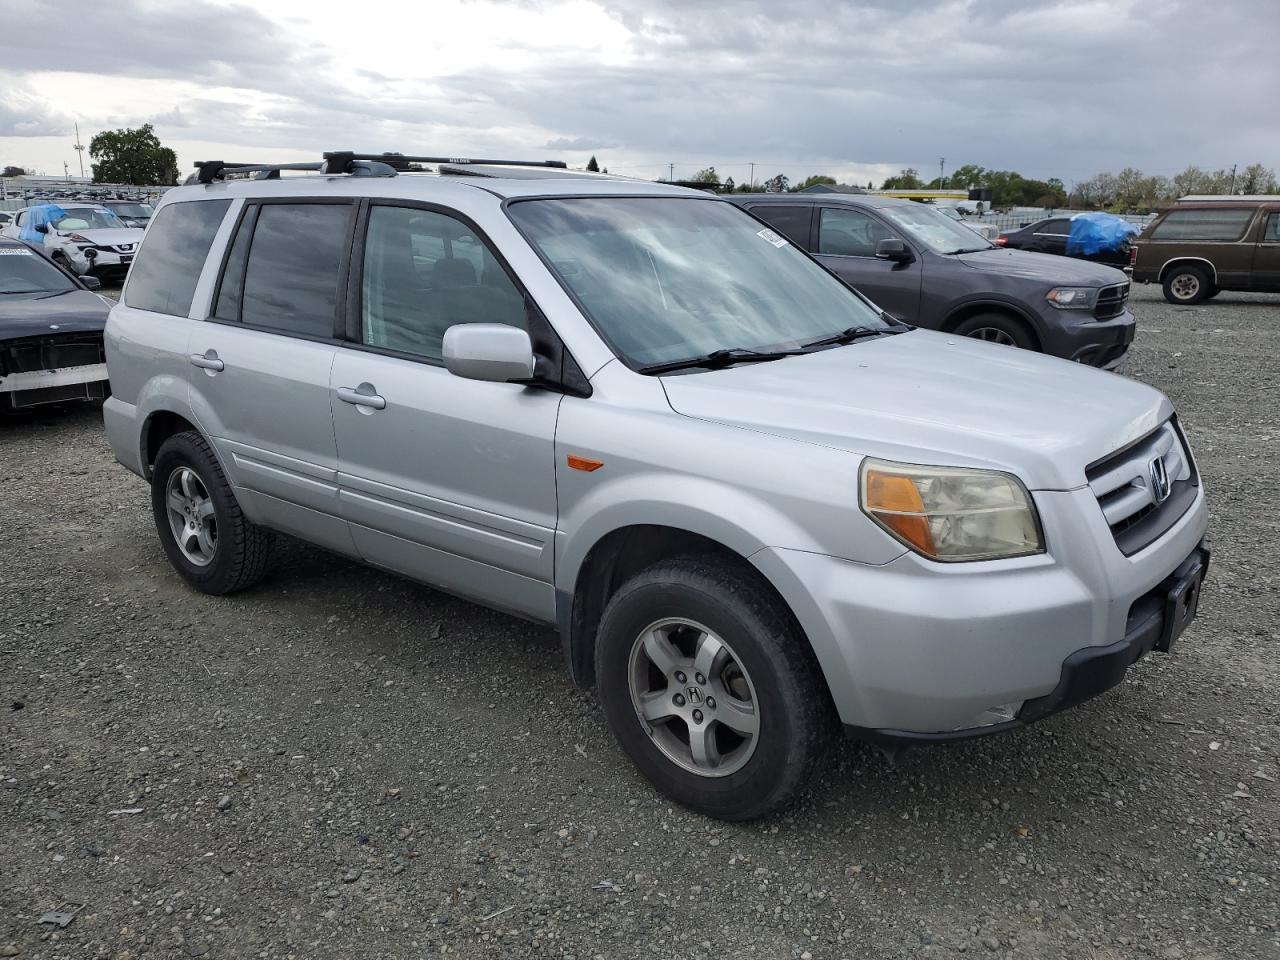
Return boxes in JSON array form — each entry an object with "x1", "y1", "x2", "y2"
[{"x1": 1, "y1": 0, "x2": 1276, "y2": 187}]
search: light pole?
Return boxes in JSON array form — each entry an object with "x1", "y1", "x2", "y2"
[{"x1": 74, "y1": 122, "x2": 86, "y2": 178}]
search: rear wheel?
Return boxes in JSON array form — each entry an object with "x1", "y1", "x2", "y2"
[
  {"x1": 1162, "y1": 264, "x2": 1210, "y2": 305},
  {"x1": 595, "y1": 557, "x2": 831, "y2": 821},
  {"x1": 151, "y1": 431, "x2": 272, "y2": 595},
  {"x1": 952, "y1": 312, "x2": 1035, "y2": 350}
]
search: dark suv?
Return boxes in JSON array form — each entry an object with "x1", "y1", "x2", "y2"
[
  {"x1": 1131, "y1": 198, "x2": 1280, "y2": 304},
  {"x1": 731, "y1": 194, "x2": 1135, "y2": 368}
]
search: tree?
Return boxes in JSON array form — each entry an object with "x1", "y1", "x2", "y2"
[
  {"x1": 1238, "y1": 163, "x2": 1278, "y2": 194},
  {"x1": 2, "y1": 165, "x2": 26, "y2": 178},
  {"x1": 880, "y1": 168, "x2": 922, "y2": 190},
  {"x1": 690, "y1": 166, "x2": 719, "y2": 184},
  {"x1": 88, "y1": 123, "x2": 179, "y2": 185},
  {"x1": 586, "y1": 155, "x2": 600, "y2": 173},
  {"x1": 794, "y1": 174, "x2": 836, "y2": 191},
  {"x1": 763, "y1": 173, "x2": 789, "y2": 193}
]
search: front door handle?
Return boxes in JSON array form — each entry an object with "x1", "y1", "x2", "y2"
[
  {"x1": 189, "y1": 351, "x2": 224, "y2": 372},
  {"x1": 336, "y1": 384, "x2": 386, "y2": 410}
]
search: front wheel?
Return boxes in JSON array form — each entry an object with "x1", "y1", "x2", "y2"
[
  {"x1": 595, "y1": 558, "x2": 832, "y2": 820},
  {"x1": 952, "y1": 312, "x2": 1035, "y2": 350},
  {"x1": 1162, "y1": 265, "x2": 1210, "y2": 305},
  {"x1": 151, "y1": 431, "x2": 273, "y2": 595}
]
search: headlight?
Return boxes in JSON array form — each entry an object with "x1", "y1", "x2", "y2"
[
  {"x1": 859, "y1": 458, "x2": 1044, "y2": 562},
  {"x1": 67, "y1": 233, "x2": 91, "y2": 243},
  {"x1": 1045, "y1": 286, "x2": 1098, "y2": 310}
]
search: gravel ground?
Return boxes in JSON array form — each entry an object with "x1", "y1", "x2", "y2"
[{"x1": 2, "y1": 285, "x2": 1278, "y2": 960}]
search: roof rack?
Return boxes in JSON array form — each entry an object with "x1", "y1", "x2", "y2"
[{"x1": 187, "y1": 152, "x2": 569, "y2": 186}]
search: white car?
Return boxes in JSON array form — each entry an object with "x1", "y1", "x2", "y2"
[{"x1": 1, "y1": 203, "x2": 145, "y2": 282}]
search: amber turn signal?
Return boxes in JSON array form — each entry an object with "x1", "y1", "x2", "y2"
[
  {"x1": 567, "y1": 454, "x2": 605, "y2": 472},
  {"x1": 862, "y1": 468, "x2": 936, "y2": 555}
]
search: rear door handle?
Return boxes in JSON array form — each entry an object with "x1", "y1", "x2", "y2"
[
  {"x1": 189, "y1": 352, "x2": 224, "y2": 372},
  {"x1": 336, "y1": 385, "x2": 386, "y2": 410}
]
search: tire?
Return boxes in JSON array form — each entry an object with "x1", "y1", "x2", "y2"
[
  {"x1": 151, "y1": 430, "x2": 272, "y2": 595},
  {"x1": 595, "y1": 557, "x2": 832, "y2": 821},
  {"x1": 1162, "y1": 264, "x2": 1210, "y2": 305},
  {"x1": 1204, "y1": 285, "x2": 1221, "y2": 300},
  {"x1": 951, "y1": 312, "x2": 1035, "y2": 350}
]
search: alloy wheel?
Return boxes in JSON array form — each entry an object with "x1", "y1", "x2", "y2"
[
  {"x1": 966, "y1": 327, "x2": 1018, "y2": 346},
  {"x1": 1170, "y1": 273, "x2": 1200, "y2": 301},
  {"x1": 165, "y1": 466, "x2": 218, "y2": 567},
  {"x1": 627, "y1": 618, "x2": 760, "y2": 777}
]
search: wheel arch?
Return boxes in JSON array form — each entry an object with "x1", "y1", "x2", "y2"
[
  {"x1": 1158, "y1": 256, "x2": 1218, "y2": 285},
  {"x1": 940, "y1": 299, "x2": 1044, "y2": 351},
  {"x1": 140, "y1": 409, "x2": 201, "y2": 481}
]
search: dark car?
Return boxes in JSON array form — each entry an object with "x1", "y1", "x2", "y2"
[
  {"x1": 98, "y1": 200, "x2": 155, "y2": 229},
  {"x1": 730, "y1": 194, "x2": 1135, "y2": 368},
  {"x1": 995, "y1": 215, "x2": 1133, "y2": 269},
  {"x1": 1131, "y1": 197, "x2": 1280, "y2": 304},
  {"x1": 0, "y1": 238, "x2": 112, "y2": 411}
]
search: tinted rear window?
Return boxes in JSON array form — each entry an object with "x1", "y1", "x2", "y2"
[
  {"x1": 239, "y1": 203, "x2": 351, "y2": 337},
  {"x1": 747, "y1": 205, "x2": 813, "y2": 247},
  {"x1": 1151, "y1": 208, "x2": 1255, "y2": 241},
  {"x1": 125, "y1": 200, "x2": 231, "y2": 316}
]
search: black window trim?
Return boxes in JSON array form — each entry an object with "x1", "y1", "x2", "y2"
[
  {"x1": 343, "y1": 196, "x2": 591, "y2": 397},
  {"x1": 203, "y1": 196, "x2": 356, "y2": 346}
]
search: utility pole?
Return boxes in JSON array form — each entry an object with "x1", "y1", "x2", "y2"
[
  {"x1": 749, "y1": 162, "x2": 755, "y2": 189},
  {"x1": 1228, "y1": 163, "x2": 1237, "y2": 194},
  {"x1": 667, "y1": 162, "x2": 674, "y2": 182},
  {"x1": 939, "y1": 157, "x2": 946, "y2": 188},
  {"x1": 74, "y1": 122, "x2": 86, "y2": 178}
]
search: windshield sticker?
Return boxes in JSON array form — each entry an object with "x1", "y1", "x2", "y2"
[
  {"x1": 0, "y1": 249, "x2": 34, "y2": 256},
  {"x1": 756, "y1": 228, "x2": 788, "y2": 248}
]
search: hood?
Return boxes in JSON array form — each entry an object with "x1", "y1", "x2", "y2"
[
  {"x1": 957, "y1": 247, "x2": 1128, "y2": 285},
  {"x1": 659, "y1": 330, "x2": 1171, "y2": 491},
  {"x1": 61, "y1": 227, "x2": 145, "y2": 246},
  {"x1": 0, "y1": 289, "x2": 111, "y2": 338}
]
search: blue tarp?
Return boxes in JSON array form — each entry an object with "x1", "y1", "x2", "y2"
[
  {"x1": 1067, "y1": 212, "x2": 1138, "y2": 256},
  {"x1": 17, "y1": 203, "x2": 68, "y2": 244}
]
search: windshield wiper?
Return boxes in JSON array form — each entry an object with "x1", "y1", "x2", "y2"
[
  {"x1": 638, "y1": 347, "x2": 802, "y2": 375},
  {"x1": 800, "y1": 324, "x2": 900, "y2": 351}
]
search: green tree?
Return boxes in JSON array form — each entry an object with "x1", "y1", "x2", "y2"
[
  {"x1": 2, "y1": 165, "x2": 27, "y2": 178},
  {"x1": 763, "y1": 173, "x2": 790, "y2": 193},
  {"x1": 880, "y1": 168, "x2": 922, "y2": 190},
  {"x1": 690, "y1": 166, "x2": 720, "y2": 184},
  {"x1": 88, "y1": 123, "x2": 179, "y2": 185},
  {"x1": 586, "y1": 155, "x2": 600, "y2": 172},
  {"x1": 794, "y1": 174, "x2": 836, "y2": 191}
]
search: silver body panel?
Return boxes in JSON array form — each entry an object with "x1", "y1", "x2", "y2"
[{"x1": 104, "y1": 174, "x2": 1209, "y2": 735}]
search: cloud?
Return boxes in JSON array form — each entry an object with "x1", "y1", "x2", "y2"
[
  {"x1": 544, "y1": 136, "x2": 618, "y2": 150},
  {"x1": 0, "y1": 80, "x2": 71, "y2": 137}
]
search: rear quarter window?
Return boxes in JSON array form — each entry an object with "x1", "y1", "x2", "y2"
[
  {"x1": 125, "y1": 200, "x2": 232, "y2": 316},
  {"x1": 1150, "y1": 208, "x2": 1255, "y2": 241}
]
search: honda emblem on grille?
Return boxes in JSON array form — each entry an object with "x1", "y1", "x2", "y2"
[{"x1": 1149, "y1": 457, "x2": 1171, "y2": 504}]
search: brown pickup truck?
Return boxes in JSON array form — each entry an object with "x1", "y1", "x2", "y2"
[{"x1": 1131, "y1": 197, "x2": 1280, "y2": 304}]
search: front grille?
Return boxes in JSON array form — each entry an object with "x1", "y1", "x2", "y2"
[
  {"x1": 0, "y1": 332, "x2": 105, "y2": 377},
  {"x1": 1087, "y1": 419, "x2": 1197, "y2": 555},
  {"x1": 1094, "y1": 281, "x2": 1130, "y2": 320}
]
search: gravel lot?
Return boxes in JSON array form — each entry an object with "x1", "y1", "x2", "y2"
[{"x1": 2, "y1": 285, "x2": 1278, "y2": 960}]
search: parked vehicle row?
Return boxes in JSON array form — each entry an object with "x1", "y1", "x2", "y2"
[
  {"x1": 735, "y1": 193, "x2": 1135, "y2": 368},
  {"x1": 995, "y1": 212, "x2": 1136, "y2": 271},
  {"x1": 102, "y1": 155, "x2": 1208, "y2": 820},
  {"x1": 0, "y1": 202, "x2": 146, "y2": 283},
  {"x1": 0, "y1": 238, "x2": 113, "y2": 412}
]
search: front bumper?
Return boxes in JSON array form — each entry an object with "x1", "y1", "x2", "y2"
[
  {"x1": 751, "y1": 480, "x2": 1209, "y2": 736},
  {"x1": 1052, "y1": 307, "x2": 1135, "y2": 369}
]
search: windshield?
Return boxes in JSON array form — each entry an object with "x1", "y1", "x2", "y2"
[
  {"x1": 0, "y1": 247, "x2": 76, "y2": 295},
  {"x1": 880, "y1": 204, "x2": 991, "y2": 254},
  {"x1": 107, "y1": 203, "x2": 152, "y2": 218},
  {"x1": 507, "y1": 197, "x2": 891, "y2": 368},
  {"x1": 50, "y1": 207, "x2": 125, "y2": 231}
]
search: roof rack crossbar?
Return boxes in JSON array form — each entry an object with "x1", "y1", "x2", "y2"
[
  {"x1": 323, "y1": 151, "x2": 567, "y2": 170},
  {"x1": 189, "y1": 161, "x2": 324, "y2": 185}
]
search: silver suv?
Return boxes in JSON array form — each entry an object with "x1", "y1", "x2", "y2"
[{"x1": 104, "y1": 153, "x2": 1210, "y2": 820}]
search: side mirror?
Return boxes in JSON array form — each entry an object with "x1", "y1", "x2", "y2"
[
  {"x1": 80, "y1": 275, "x2": 102, "y2": 290},
  {"x1": 875, "y1": 238, "x2": 913, "y2": 263},
  {"x1": 442, "y1": 323, "x2": 536, "y2": 383},
  {"x1": 34, "y1": 223, "x2": 49, "y2": 234}
]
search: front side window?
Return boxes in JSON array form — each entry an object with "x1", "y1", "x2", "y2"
[
  {"x1": 507, "y1": 197, "x2": 890, "y2": 368},
  {"x1": 360, "y1": 206, "x2": 525, "y2": 362},
  {"x1": 238, "y1": 203, "x2": 352, "y2": 337},
  {"x1": 1037, "y1": 219, "x2": 1070, "y2": 236},
  {"x1": 818, "y1": 207, "x2": 894, "y2": 257},
  {"x1": 125, "y1": 199, "x2": 231, "y2": 316},
  {"x1": 1151, "y1": 208, "x2": 1255, "y2": 241}
]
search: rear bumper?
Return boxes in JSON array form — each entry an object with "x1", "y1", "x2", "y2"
[{"x1": 845, "y1": 541, "x2": 1210, "y2": 745}]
